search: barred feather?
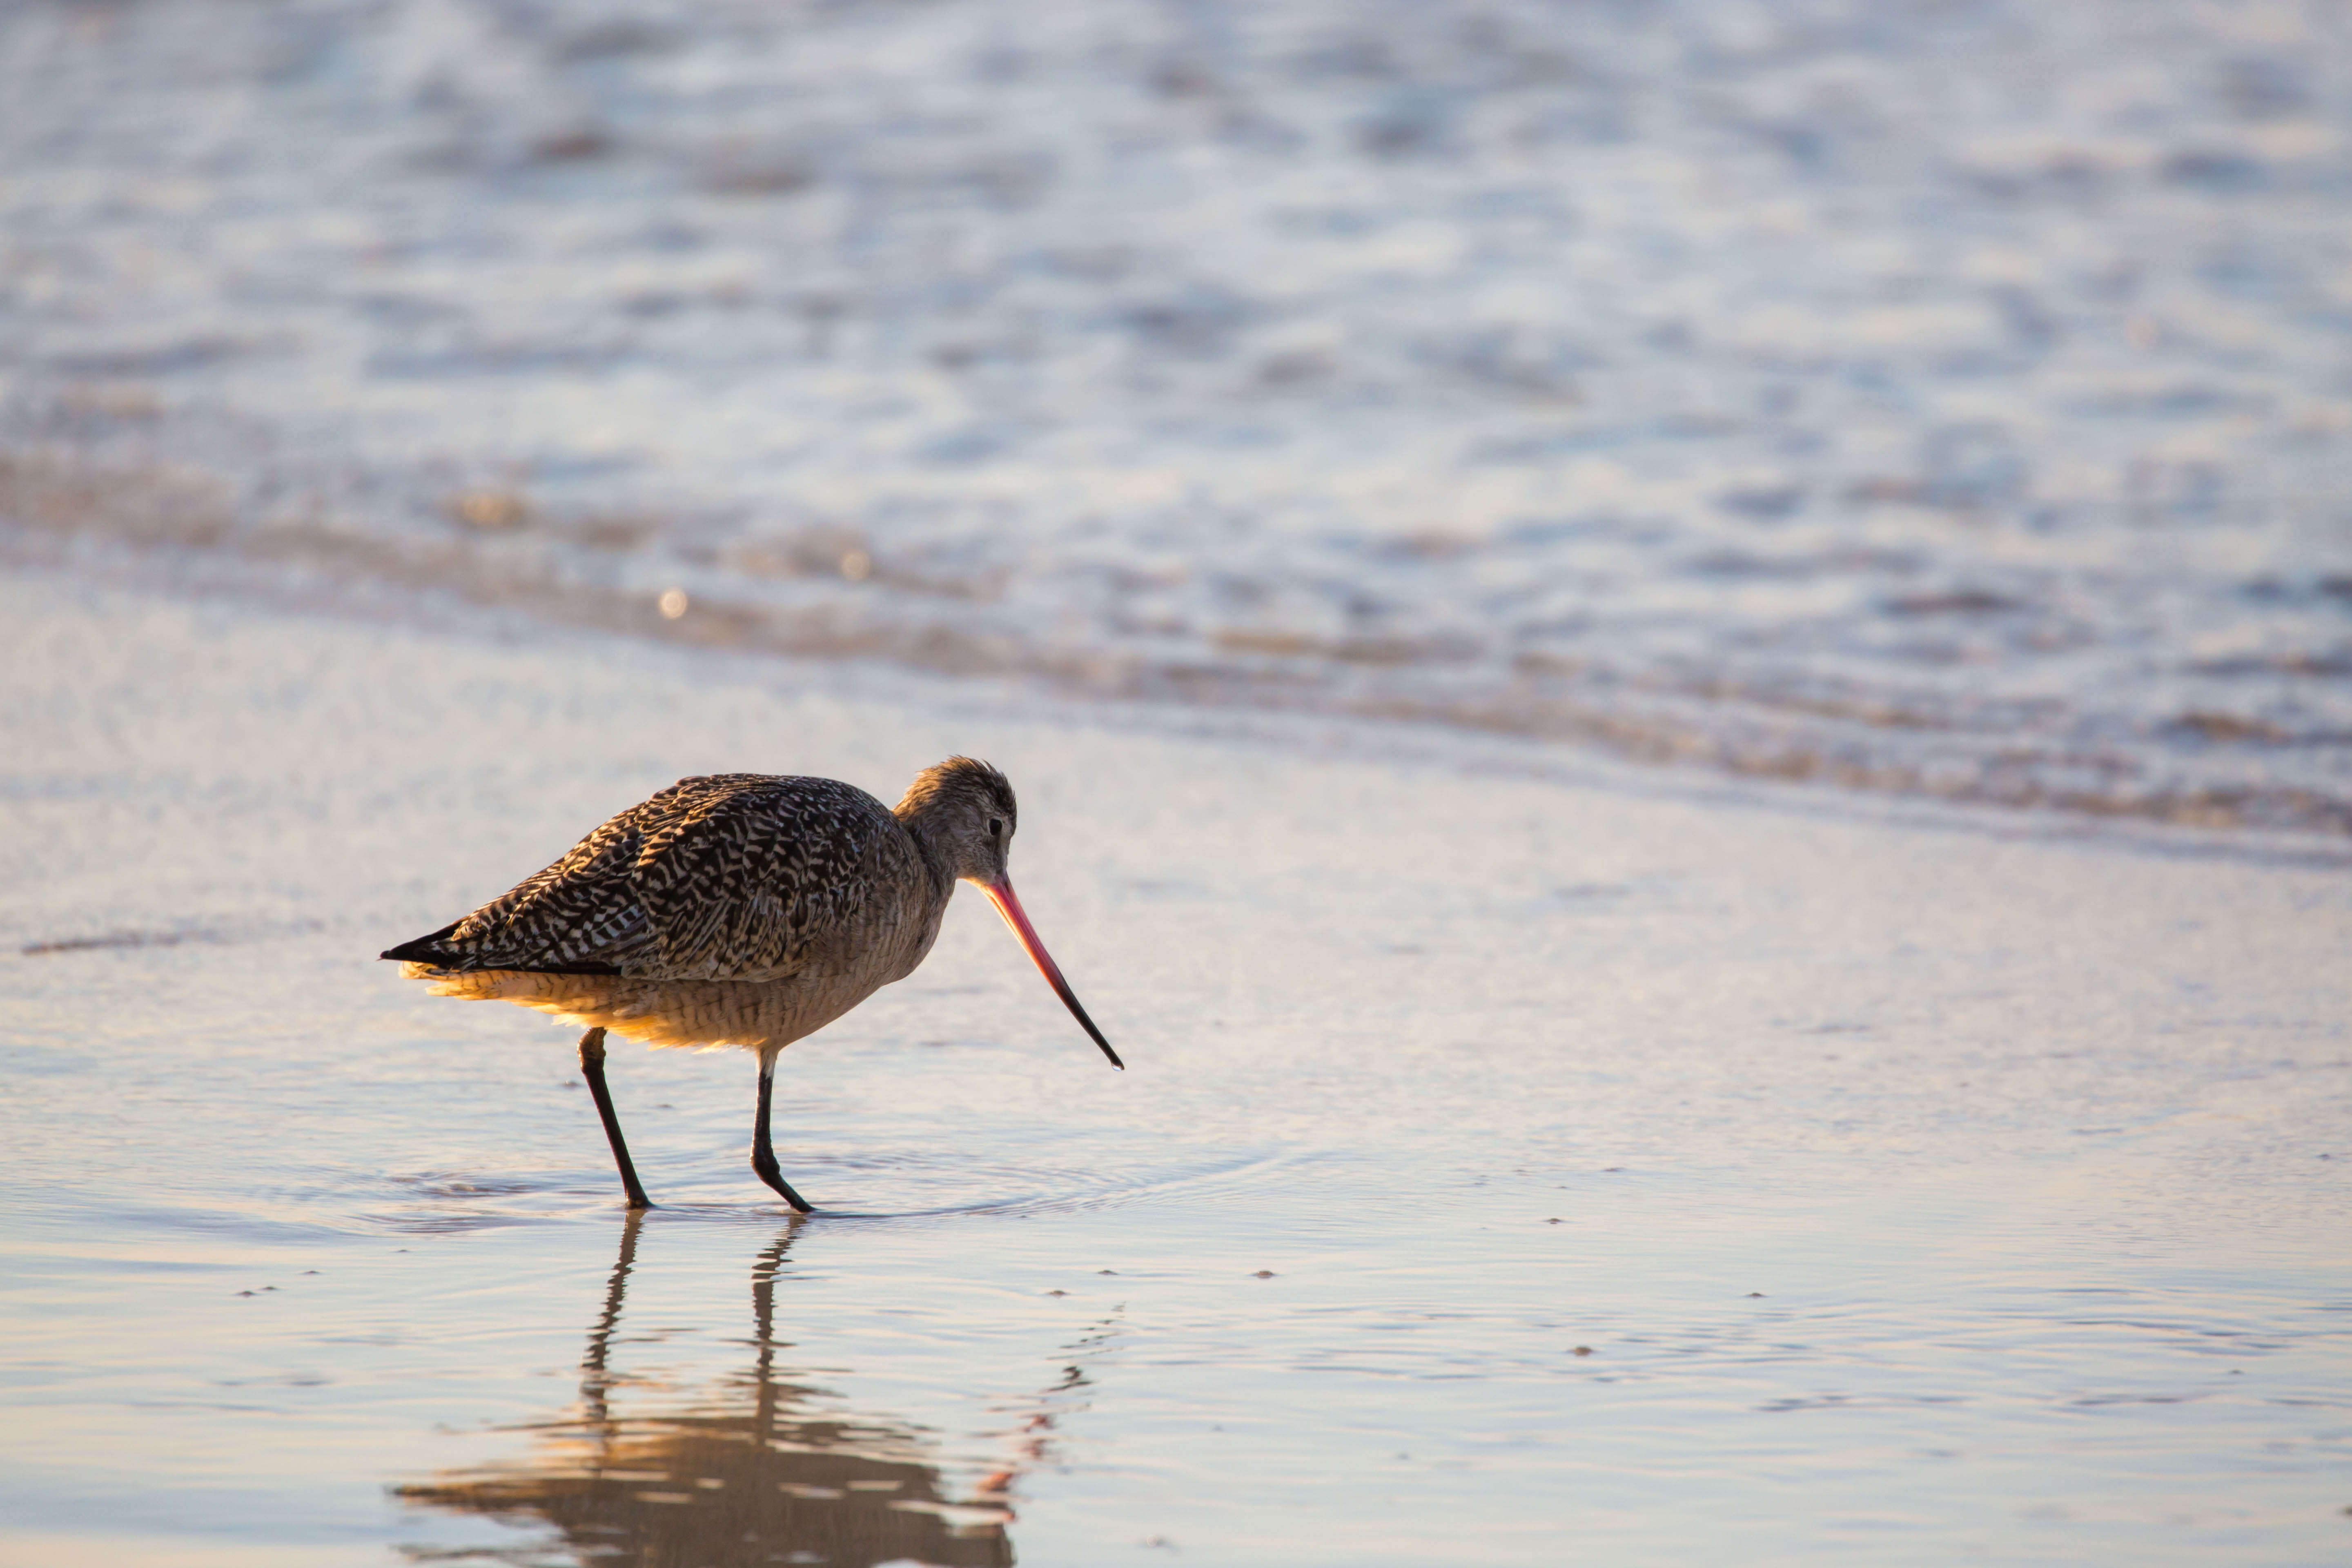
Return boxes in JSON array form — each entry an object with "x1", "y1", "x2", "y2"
[
  {"x1": 382, "y1": 760, "x2": 1023, "y2": 1054},
  {"x1": 387, "y1": 775, "x2": 927, "y2": 983}
]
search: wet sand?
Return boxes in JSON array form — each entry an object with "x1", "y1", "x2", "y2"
[{"x1": 2, "y1": 568, "x2": 2349, "y2": 1566}]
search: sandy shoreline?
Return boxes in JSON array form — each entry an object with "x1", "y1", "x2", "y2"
[
  {"x1": 7, "y1": 2, "x2": 2349, "y2": 1557},
  {"x1": 4, "y1": 566, "x2": 2350, "y2": 1565}
]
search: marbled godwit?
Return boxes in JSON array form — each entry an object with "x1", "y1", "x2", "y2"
[{"x1": 381, "y1": 757, "x2": 1118, "y2": 1212}]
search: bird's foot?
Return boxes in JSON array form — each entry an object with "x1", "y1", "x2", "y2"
[{"x1": 751, "y1": 1153, "x2": 815, "y2": 1214}]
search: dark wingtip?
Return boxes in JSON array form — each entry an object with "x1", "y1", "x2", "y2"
[
  {"x1": 381, "y1": 921, "x2": 462, "y2": 964},
  {"x1": 381, "y1": 922, "x2": 624, "y2": 976}
]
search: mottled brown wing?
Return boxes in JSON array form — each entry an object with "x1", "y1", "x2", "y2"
[
  {"x1": 629, "y1": 775, "x2": 898, "y2": 980},
  {"x1": 392, "y1": 774, "x2": 902, "y2": 981}
]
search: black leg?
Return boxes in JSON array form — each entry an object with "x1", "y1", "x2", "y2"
[
  {"x1": 578, "y1": 1027, "x2": 653, "y2": 1210},
  {"x1": 751, "y1": 1054, "x2": 814, "y2": 1213}
]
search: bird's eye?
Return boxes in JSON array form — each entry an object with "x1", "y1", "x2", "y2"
[{"x1": 987, "y1": 817, "x2": 1004, "y2": 837}]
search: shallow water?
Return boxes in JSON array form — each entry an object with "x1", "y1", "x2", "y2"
[
  {"x1": 4, "y1": 575, "x2": 2349, "y2": 1564},
  {"x1": 4, "y1": 0, "x2": 2351, "y2": 835}
]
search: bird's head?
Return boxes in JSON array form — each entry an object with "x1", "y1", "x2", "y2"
[
  {"x1": 895, "y1": 754, "x2": 1019, "y2": 885},
  {"x1": 893, "y1": 755, "x2": 1120, "y2": 1070}
]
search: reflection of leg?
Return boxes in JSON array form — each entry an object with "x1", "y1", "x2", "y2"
[
  {"x1": 751, "y1": 1227, "x2": 796, "y2": 1444},
  {"x1": 750, "y1": 1052, "x2": 814, "y2": 1214},
  {"x1": 583, "y1": 1207, "x2": 644, "y2": 1432},
  {"x1": 579, "y1": 1027, "x2": 653, "y2": 1210}
]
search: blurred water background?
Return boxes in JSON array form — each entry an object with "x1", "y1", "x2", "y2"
[{"x1": 4, "y1": 0, "x2": 2350, "y2": 837}]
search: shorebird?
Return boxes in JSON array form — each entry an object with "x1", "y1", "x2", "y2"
[{"x1": 381, "y1": 757, "x2": 1118, "y2": 1212}]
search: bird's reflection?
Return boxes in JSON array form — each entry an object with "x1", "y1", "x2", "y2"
[{"x1": 398, "y1": 1215, "x2": 1036, "y2": 1567}]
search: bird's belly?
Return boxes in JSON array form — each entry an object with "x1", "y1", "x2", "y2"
[{"x1": 406, "y1": 965, "x2": 878, "y2": 1051}]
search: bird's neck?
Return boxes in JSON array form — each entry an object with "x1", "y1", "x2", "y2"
[{"x1": 895, "y1": 806, "x2": 962, "y2": 902}]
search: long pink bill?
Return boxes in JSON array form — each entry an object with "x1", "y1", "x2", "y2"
[{"x1": 980, "y1": 878, "x2": 1123, "y2": 1069}]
